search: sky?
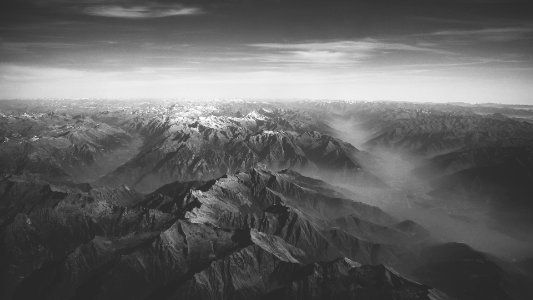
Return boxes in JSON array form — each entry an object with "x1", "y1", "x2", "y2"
[{"x1": 1, "y1": 0, "x2": 532, "y2": 103}]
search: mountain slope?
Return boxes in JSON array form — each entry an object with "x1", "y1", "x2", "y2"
[{"x1": 0, "y1": 168, "x2": 450, "y2": 300}]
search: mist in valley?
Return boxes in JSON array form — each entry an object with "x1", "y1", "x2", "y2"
[
  {"x1": 324, "y1": 115, "x2": 533, "y2": 261},
  {"x1": 68, "y1": 134, "x2": 144, "y2": 184}
]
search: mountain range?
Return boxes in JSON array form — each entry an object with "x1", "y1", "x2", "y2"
[{"x1": 1, "y1": 99, "x2": 532, "y2": 300}]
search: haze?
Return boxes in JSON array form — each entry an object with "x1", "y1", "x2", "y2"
[{"x1": 327, "y1": 115, "x2": 533, "y2": 261}]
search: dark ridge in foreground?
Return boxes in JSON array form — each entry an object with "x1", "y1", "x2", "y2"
[{"x1": 1, "y1": 168, "x2": 451, "y2": 300}]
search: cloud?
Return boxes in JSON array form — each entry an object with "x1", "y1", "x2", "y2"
[
  {"x1": 249, "y1": 40, "x2": 450, "y2": 64},
  {"x1": 252, "y1": 40, "x2": 433, "y2": 52},
  {"x1": 0, "y1": 41, "x2": 81, "y2": 52},
  {"x1": 428, "y1": 27, "x2": 533, "y2": 42},
  {"x1": 0, "y1": 64, "x2": 93, "y2": 81},
  {"x1": 84, "y1": 4, "x2": 203, "y2": 19},
  {"x1": 289, "y1": 50, "x2": 347, "y2": 63}
]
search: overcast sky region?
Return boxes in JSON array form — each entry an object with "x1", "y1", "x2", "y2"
[{"x1": 1, "y1": 0, "x2": 532, "y2": 103}]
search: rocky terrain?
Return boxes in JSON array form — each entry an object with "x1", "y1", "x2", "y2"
[
  {"x1": 94, "y1": 104, "x2": 379, "y2": 192},
  {"x1": 1, "y1": 100, "x2": 532, "y2": 300},
  {"x1": 0, "y1": 102, "x2": 141, "y2": 183}
]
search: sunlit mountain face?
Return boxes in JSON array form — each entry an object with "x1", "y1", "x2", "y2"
[
  {"x1": 1, "y1": 1, "x2": 533, "y2": 300},
  {"x1": 1, "y1": 0, "x2": 532, "y2": 102}
]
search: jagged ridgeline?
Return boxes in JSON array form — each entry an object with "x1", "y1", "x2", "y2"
[{"x1": 1, "y1": 100, "x2": 532, "y2": 300}]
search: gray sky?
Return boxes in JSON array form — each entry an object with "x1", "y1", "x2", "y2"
[{"x1": 1, "y1": 0, "x2": 532, "y2": 103}]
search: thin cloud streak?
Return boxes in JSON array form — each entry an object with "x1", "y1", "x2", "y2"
[
  {"x1": 84, "y1": 5, "x2": 203, "y2": 19},
  {"x1": 251, "y1": 40, "x2": 446, "y2": 53},
  {"x1": 249, "y1": 39, "x2": 454, "y2": 65},
  {"x1": 426, "y1": 27, "x2": 533, "y2": 42}
]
